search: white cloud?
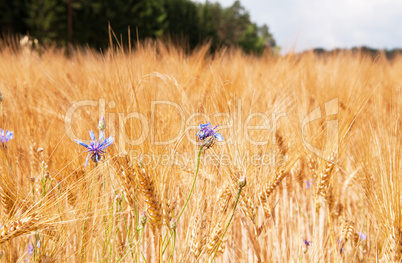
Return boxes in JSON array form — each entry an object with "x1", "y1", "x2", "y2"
[{"x1": 193, "y1": 0, "x2": 402, "y2": 53}]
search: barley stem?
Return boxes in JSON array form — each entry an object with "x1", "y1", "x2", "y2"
[
  {"x1": 210, "y1": 184, "x2": 243, "y2": 262},
  {"x1": 168, "y1": 229, "x2": 176, "y2": 262},
  {"x1": 117, "y1": 226, "x2": 144, "y2": 262},
  {"x1": 162, "y1": 146, "x2": 203, "y2": 256},
  {"x1": 177, "y1": 146, "x2": 203, "y2": 222}
]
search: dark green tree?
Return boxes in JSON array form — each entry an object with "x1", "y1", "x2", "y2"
[
  {"x1": 164, "y1": 0, "x2": 201, "y2": 49},
  {"x1": 198, "y1": 1, "x2": 220, "y2": 49},
  {"x1": 1, "y1": 0, "x2": 277, "y2": 55},
  {"x1": 26, "y1": 0, "x2": 68, "y2": 44},
  {"x1": 106, "y1": 0, "x2": 166, "y2": 40},
  {"x1": 196, "y1": 0, "x2": 276, "y2": 54},
  {"x1": 70, "y1": 0, "x2": 110, "y2": 47},
  {"x1": 71, "y1": 0, "x2": 167, "y2": 48},
  {"x1": 0, "y1": 0, "x2": 29, "y2": 34}
]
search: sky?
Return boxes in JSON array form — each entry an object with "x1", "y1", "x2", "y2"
[{"x1": 193, "y1": 0, "x2": 402, "y2": 54}]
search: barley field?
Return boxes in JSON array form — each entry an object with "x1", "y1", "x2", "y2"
[{"x1": 0, "y1": 40, "x2": 401, "y2": 262}]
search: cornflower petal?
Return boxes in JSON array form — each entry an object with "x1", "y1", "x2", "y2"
[
  {"x1": 357, "y1": 232, "x2": 367, "y2": 240},
  {"x1": 5, "y1": 131, "x2": 13, "y2": 140},
  {"x1": 104, "y1": 136, "x2": 114, "y2": 147},
  {"x1": 28, "y1": 243, "x2": 34, "y2": 256},
  {"x1": 199, "y1": 123, "x2": 211, "y2": 129},
  {"x1": 90, "y1": 130, "x2": 95, "y2": 141},
  {"x1": 85, "y1": 154, "x2": 90, "y2": 168},
  {"x1": 75, "y1": 140, "x2": 89, "y2": 148},
  {"x1": 304, "y1": 239, "x2": 312, "y2": 246},
  {"x1": 99, "y1": 130, "x2": 104, "y2": 141},
  {"x1": 0, "y1": 128, "x2": 14, "y2": 145},
  {"x1": 214, "y1": 133, "x2": 224, "y2": 142},
  {"x1": 99, "y1": 136, "x2": 113, "y2": 148}
]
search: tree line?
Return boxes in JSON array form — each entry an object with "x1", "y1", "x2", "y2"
[
  {"x1": 311, "y1": 46, "x2": 402, "y2": 60},
  {"x1": 0, "y1": 0, "x2": 276, "y2": 54}
]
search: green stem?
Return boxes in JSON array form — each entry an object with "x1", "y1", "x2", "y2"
[
  {"x1": 163, "y1": 146, "x2": 203, "y2": 255},
  {"x1": 162, "y1": 230, "x2": 174, "y2": 254},
  {"x1": 117, "y1": 227, "x2": 144, "y2": 262},
  {"x1": 162, "y1": 231, "x2": 168, "y2": 247},
  {"x1": 168, "y1": 229, "x2": 176, "y2": 262},
  {"x1": 210, "y1": 186, "x2": 243, "y2": 262},
  {"x1": 177, "y1": 146, "x2": 203, "y2": 222}
]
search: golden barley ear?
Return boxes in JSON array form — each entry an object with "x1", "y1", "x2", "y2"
[
  {"x1": 336, "y1": 218, "x2": 355, "y2": 255},
  {"x1": 340, "y1": 219, "x2": 354, "y2": 243},
  {"x1": 0, "y1": 151, "x2": 18, "y2": 219},
  {"x1": 134, "y1": 163, "x2": 162, "y2": 232},
  {"x1": 114, "y1": 155, "x2": 137, "y2": 214},
  {"x1": 204, "y1": 182, "x2": 236, "y2": 259},
  {"x1": 276, "y1": 131, "x2": 294, "y2": 191},
  {"x1": 275, "y1": 131, "x2": 288, "y2": 156},
  {"x1": 295, "y1": 157, "x2": 306, "y2": 188},
  {"x1": 307, "y1": 153, "x2": 318, "y2": 180},
  {"x1": 120, "y1": 170, "x2": 137, "y2": 212},
  {"x1": 0, "y1": 213, "x2": 42, "y2": 244},
  {"x1": 259, "y1": 169, "x2": 286, "y2": 216},
  {"x1": 205, "y1": 222, "x2": 225, "y2": 256},
  {"x1": 162, "y1": 179, "x2": 176, "y2": 230},
  {"x1": 217, "y1": 185, "x2": 232, "y2": 214},
  {"x1": 189, "y1": 200, "x2": 208, "y2": 260},
  {"x1": 240, "y1": 190, "x2": 257, "y2": 225},
  {"x1": 0, "y1": 184, "x2": 17, "y2": 219},
  {"x1": 315, "y1": 151, "x2": 337, "y2": 211}
]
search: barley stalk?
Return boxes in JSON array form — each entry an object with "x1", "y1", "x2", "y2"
[
  {"x1": 260, "y1": 169, "x2": 286, "y2": 215},
  {"x1": 135, "y1": 165, "x2": 162, "y2": 232}
]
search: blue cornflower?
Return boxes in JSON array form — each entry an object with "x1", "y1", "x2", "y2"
[
  {"x1": 197, "y1": 123, "x2": 223, "y2": 147},
  {"x1": 303, "y1": 239, "x2": 312, "y2": 253},
  {"x1": 357, "y1": 231, "x2": 367, "y2": 240},
  {"x1": 0, "y1": 129, "x2": 13, "y2": 146},
  {"x1": 75, "y1": 130, "x2": 113, "y2": 167},
  {"x1": 28, "y1": 243, "x2": 33, "y2": 256}
]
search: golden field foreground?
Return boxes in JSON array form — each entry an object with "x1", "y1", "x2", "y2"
[{"x1": 0, "y1": 41, "x2": 401, "y2": 262}]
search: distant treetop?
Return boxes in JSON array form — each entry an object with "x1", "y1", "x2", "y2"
[{"x1": 0, "y1": 0, "x2": 276, "y2": 54}]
